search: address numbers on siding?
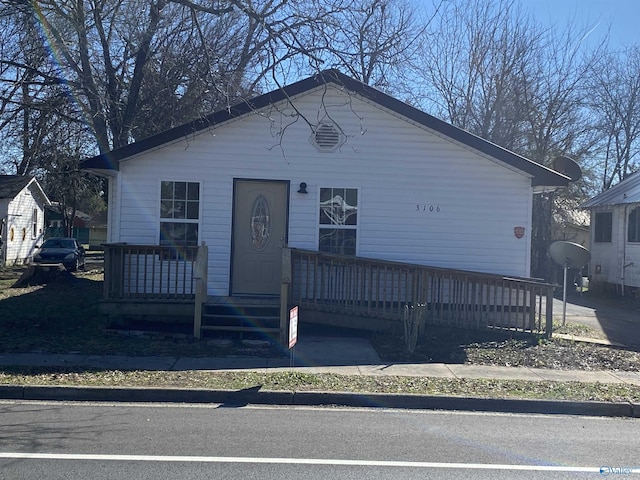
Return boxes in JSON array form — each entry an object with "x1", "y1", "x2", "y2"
[{"x1": 416, "y1": 204, "x2": 441, "y2": 212}]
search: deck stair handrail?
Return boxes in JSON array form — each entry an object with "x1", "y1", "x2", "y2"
[{"x1": 286, "y1": 248, "x2": 555, "y2": 337}]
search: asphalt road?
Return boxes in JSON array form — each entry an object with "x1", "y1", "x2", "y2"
[{"x1": 1, "y1": 400, "x2": 639, "y2": 479}]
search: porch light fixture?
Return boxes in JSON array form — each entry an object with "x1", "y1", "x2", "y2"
[{"x1": 297, "y1": 182, "x2": 308, "y2": 194}]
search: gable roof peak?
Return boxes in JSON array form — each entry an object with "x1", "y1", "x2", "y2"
[{"x1": 80, "y1": 70, "x2": 569, "y2": 189}]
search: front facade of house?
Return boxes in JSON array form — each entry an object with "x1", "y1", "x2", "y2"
[
  {"x1": 0, "y1": 176, "x2": 50, "y2": 267},
  {"x1": 581, "y1": 173, "x2": 640, "y2": 292},
  {"x1": 83, "y1": 71, "x2": 568, "y2": 298}
]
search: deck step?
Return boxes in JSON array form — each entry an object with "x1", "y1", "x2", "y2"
[
  {"x1": 200, "y1": 326, "x2": 280, "y2": 333},
  {"x1": 202, "y1": 314, "x2": 279, "y2": 321},
  {"x1": 198, "y1": 296, "x2": 282, "y2": 335}
]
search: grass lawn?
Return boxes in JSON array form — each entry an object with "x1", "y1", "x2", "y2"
[
  {"x1": 0, "y1": 267, "x2": 276, "y2": 357},
  {"x1": 2, "y1": 265, "x2": 640, "y2": 404}
]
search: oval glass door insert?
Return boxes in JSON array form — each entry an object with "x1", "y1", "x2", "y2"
[{"x1": 251, "y1": 194, "x2": 270, "y2": 251}]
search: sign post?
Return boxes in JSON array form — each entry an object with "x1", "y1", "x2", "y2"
[{"x1": 288, "y1": 306, "x2": 298, "y2": 368}]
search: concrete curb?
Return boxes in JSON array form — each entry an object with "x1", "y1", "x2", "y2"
[
  {"x1": 293, "y1": 391, "x2": 638, "y2": 417},
  {"x1": 1, "y1": 384, "x2": 637, "y2": 418}
]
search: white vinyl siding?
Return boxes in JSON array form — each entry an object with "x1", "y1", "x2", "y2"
[
  {"x1": 589, "y1": 204, "x2": 640, "y2": 289},
  {"x1": 115, "y1": 86, "x2": 534, "y2": 295},
  {"x1": 3, "y1": 185, "x2": 45, "y2": 265}
]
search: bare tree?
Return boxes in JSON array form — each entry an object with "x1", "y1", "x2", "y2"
[
  {"x1": 413, "y1": 0, "x2": 543, "y2": 151},
  {"x1": 0, "y1": 0, "x2": 349, "y2": 159},
  {"x1": 410, "y1": 0, "x2": 607, "y2": 280},
  {"x1": 588, "y1": 46, "x2": 640, "y2": 190},
  {"x1": 519, "y1": 23, "x2": 605, "y2": 280},
  {"x1": 0, "y1": 2, "x2": 70, "y2": 175},
  {"x1": 316, "y1": 0, "x2": 435, "y2": 93}
]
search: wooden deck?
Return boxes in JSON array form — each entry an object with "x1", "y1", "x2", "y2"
[
  {"x1": 286, "y1": 248, "x2": 555, "y2": 338},
  {"x1": 101, "y1": 244, "x2": 556, "y2": 342}
]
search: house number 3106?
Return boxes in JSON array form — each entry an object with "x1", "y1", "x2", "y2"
[{"x1": 416, "y1": 204, "x2": 441, "y2": 212}]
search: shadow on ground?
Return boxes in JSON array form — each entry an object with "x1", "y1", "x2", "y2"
[
  {"x1": 370, "y1": 326, "x2": 533, "y2": 364},
  {"x1": 557, "y1": 290, "x2": 640, "y2": 348}
]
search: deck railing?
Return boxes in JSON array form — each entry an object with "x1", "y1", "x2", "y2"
[
  {"x1": 102, "y1": 244, "x2": 555, "y2": 340},
  {"x1": 103, "y1": 244, "x2": 199, "y2": 300},
  {"x1": 286, "y1": 248, "x2": 555, "y2": 337}
]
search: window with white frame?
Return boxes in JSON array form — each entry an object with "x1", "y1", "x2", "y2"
[
  {"x1": 160, "y1": 181, "x2": 199, "y2": 252},
  {"x1": 628, "y1": 206, "x2": 640, "y2": 243},
  {"x1": 318, "y1": 187, "x2": 358, "y2": 255},
  {"x1": 32, "y1": 209, "x2": 38, "y2": 239}
]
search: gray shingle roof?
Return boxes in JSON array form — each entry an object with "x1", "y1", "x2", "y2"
[{"x1": 0, "y1": 175, "x2": 33, "y2": 199}]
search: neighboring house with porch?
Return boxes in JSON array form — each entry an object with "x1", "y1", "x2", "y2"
[
  {"x1": 581, "y1": 172, "x2": 640, "y2": 295},
  {"x1": 81, "y1": 70, "x2": 569, "y2": 339},
  {"x1": 0, "y1": 176, "x2": 50, "y2": 267}
]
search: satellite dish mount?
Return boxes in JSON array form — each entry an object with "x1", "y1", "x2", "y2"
[{"x1": 549, "y1": 241, "x2": 591, "y2": 326}]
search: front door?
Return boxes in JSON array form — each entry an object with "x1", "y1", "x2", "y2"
[{"x1": 232, "y1": 180, "x2": 288, "y2": 295}]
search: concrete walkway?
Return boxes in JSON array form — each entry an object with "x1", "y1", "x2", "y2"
[
  {"x1": 2, "y1": 336, "x2": 640, "y2": 417},
  {"x1": 1, "y1": 336, "x2": 639, "y2": 386}
]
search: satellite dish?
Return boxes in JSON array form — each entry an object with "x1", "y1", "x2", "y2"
[
  {"x1": 549, "y1": 241, "x2": 590, "y2": 268},
  {"x1": 549, "y1": 241, "x2": 591, "y2": 326},
  {"x1": 553, "y1": 156, "x2": 582, "y2": 182}
]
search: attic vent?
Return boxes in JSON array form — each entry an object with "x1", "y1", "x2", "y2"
[{"x1": 311, "y1": 123, "x2": 342, "y2": 152}]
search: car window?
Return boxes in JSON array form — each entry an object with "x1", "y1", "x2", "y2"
[
  {"x1": 41, "y1": 240, "x2": 60, "y2": 248},
  {"x1": 41, "y1": 239, "x2": 76, "y2": 249}
]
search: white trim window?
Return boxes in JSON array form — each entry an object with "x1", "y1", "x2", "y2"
[
  {"x1": 318, "y1": 187, "x2": 358, "y2": 255},
  {"x1": 32, "y1": 208, "x2": 38, "y2": 239},
  {"x1": 628, "y1": 206, "x2": 640, "y2": 243},
  {"x1": 160, "y1": 181, "x2": 199, "y2": 251}
]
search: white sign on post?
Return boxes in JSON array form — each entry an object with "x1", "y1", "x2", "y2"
[{"x1": 288, "y1": 306, "x2": 299, "y2": 349}]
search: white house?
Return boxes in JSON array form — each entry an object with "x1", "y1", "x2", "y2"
[
  {"x1": 82, "y1": 70, "x2": 569, "y2": 299},
  {"x1": 581, "y1": 172, "x2": 640, "y2": 294},
  {"x1": 0, "y1": 176, "x2": 50, "y2": 267}
]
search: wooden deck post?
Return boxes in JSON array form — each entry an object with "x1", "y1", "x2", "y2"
[
  {"x1": 103, "y1": 245, "x2": 112, "y2": 300},
  {"x1": 280, "y1": 247, "x2": 292, "y2": 346},
  {"x1": 545, "y1": 284, "x2": 554, "y2": 339},
  {"x1": 193, "y1": 242, "x2": 208, "y2": 339}
]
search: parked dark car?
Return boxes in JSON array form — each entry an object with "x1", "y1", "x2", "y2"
[{"x1": 32, "y1": 237, "x2": 85, "y2": 271}]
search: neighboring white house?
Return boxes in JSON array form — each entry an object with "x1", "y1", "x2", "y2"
[
  {"x1": 0, "y1": 176, "x2": 51, "y2": 267},
  {"x1": 553, "y1": 207, "x2": 590, "y2": 247},
  {"x1": 81, "y1": 70, "x2": 569, "y2": 297},
  {"x1": 581, "y1": 172, "x2": 640, "y2": 294}
]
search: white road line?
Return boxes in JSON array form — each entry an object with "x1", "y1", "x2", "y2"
[{"x1": 0, "y1": 452, "x2": 605, "y2": 472}]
